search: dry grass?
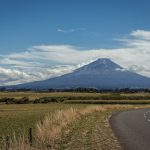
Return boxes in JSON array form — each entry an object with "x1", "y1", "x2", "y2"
[
  {"x1": 0, "y1": 104, "x2": 86, "y2": 150},
  {"x1": 36, "y1": 108, "x2": 79, "y2": 144},
  {"x1": 58, "y1": 111, "x2": 121, "y2": 150},
  {"x1": 0, "y1": 133, "x2": 33, "y2": 150},
  {"x1": 2, "y1": 106, "x2": 112, "y2": 149},
  {"x1": 36, "y1": 106, "x2": 107, "y2": 147},
  {"x1": 57, "y1": 105, "x2": 150, "y2": 150},
  {"x1": 35, "y1": 105, "x2": 145, "y2": 149},
  {"x1": 0, "y1": 92, "x2": 109, "y2": 100},
  {"x1": 0, "y1": 104, "x2": 86, "y2": 138},
  {"x1": 2, "y1": 105, "x2": 150, "y2": 150}
]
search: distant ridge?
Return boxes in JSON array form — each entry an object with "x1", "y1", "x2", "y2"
[{"x1": 6, "y1": 58, "x2": 150, "y2": 90}]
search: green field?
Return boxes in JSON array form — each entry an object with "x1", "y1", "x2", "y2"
[
  {"x1": 0, "y1": 104, "x2": 86, "y2": 137},
  {"x1": 1, "y1": 92, "x2": 150, "y2": 105},
  {"x1": 0, "y1": 92, "x2": 109, "y2": 100},
  {"x1": 0, "y1": 103, "x2": 122, "y2": 149},
  {"x1": 0, "y1": 91, "x2": 150, "y2": 100},
  {"x1": 0, "y1": 92, "x2": 150, "y2": 149}
]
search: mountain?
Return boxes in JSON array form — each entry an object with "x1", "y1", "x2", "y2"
[{"x1": 6, "y1": 58, "x2": 150, "y2": 90}]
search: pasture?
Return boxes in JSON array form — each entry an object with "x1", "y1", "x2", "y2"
[
  {"x1": 0, "y1": 92, "x2": 109, "y2": 100},
  {"x1": 0, "y1": 92, "x2": 150, "y2": 149}
]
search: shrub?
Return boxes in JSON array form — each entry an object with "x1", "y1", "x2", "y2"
[
  {"x1": 33, "y1": 97, "x2": 66, "y2": 104},
  {"x1": 16, "y1": 97, "x2": 30, "y2": 104},
  {"x1": 0, "y1": 97, "x2": 30, "y2": 104},
  {"x1": 5, "y1": 98, "x2": 17, "y2": 104}
]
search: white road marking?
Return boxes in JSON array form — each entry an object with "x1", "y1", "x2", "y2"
[{"x1": 143, "y1": 111, "x2": 150, "y2": 122}]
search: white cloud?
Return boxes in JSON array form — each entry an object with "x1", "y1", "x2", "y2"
[
  {"x1": 0, "y1": 65, "x2": 76, "y2": 86},
  {"x1": 57, "y1": 28, "x2": 85, "y2": 33},
  {"x1": 57, "y1": 28, "x2": 76, "y2": 33},
  {"x1": 1, "y1": 29, "x2": 150, "y2": 85},
  {"x1": 131, "y1": 30, "x2": 150, "y2": 40}
]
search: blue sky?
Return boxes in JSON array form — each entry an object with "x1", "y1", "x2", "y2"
[
  {"x1": 1, "y1": 0, "x2": 150, "y2": 85},
  {"x1": 1, "y1": 0, "x2": 150, "y2": 54}
]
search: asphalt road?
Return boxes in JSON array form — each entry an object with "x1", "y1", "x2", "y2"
[{"x1": 110, "y1": 108, "x2": 150, "y2": 150}]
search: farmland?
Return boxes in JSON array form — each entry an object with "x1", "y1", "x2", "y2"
[
  {"x1": 0, "y1": 92, "x2": 109, "y2": 100},
  {"x1": 0, "y1": 92, "x2": 150, "y2": 149},
  {"x1": 0, "y1": 104, "x2": 86, "y2": 137},
  {"x1": 1, "y1": 92, "x2": 150, "y2": 105},
  {"x1": 0, "y1": 91, "x2": 149, "y2": 100}
]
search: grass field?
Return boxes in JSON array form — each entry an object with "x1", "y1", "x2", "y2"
[
  {"x1": 0, "y1": 104, "x2": 87, "y2": 137},
  {"x1": 0, "y1": 91, "x2": 150, "y2": 100},
  {"x1": 0, "y1": 92, "x2": 109, "y2": 100},
  {"x1": 65, "y1": 99, "x2": 150, "y2": 104},
  {"x1": 58, "y1": 110, "x2": 121, "y2": 150},
  {"x1": 0, "y1": 92, "x2": 150, "y2": 149},
  {"x1": 0, "y1": 104, "x2": 122, "y2": 149}
]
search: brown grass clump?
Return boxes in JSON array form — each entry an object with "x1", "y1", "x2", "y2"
[
  {"x1": 36, "y1": 105, "x2": 149, "y2": 145},
  {"x1": 36, "y1": 106, "x2": 108, "y2": 147},
  {"x1": 36, "y1": 108, "x2": 79, "y2": 144},
  {"x1": 2, "y1": 106, "x2": 105, "y2": 150},
  {"x1": 1, "y1": 134, "x2": 34, "y2": 150}
]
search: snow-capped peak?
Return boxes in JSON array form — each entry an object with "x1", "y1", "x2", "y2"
[{"x1": 73, "y1": 58, "x2": 124, "y2": 74}]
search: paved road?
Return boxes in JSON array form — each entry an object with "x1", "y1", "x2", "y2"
[{"x1": 110, "y1": 108, "x2": 150, "y2": 150}]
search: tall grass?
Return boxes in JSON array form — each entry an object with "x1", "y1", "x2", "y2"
[
  {"x1": 36, "y1": 108, "x2": 79, "y2": 145},
  {"x1": 2, "y1": 105, "x2": 147, "y2": 149},
  {"x1": 1, "y1": 134, "x2": 33, "y2": 150},
  {"x1": 36, "y1": 106, "x2": 107, "y2": 148},
  {"x1": 3, "y1": 106, "x2": 107, "y2": 149}
]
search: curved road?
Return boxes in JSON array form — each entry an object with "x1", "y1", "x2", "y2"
[{"x1": 110, "y1": 108, "x2": 150, "y2": 150}]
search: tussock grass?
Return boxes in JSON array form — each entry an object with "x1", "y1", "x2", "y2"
[
  {"x1": 36, "y1": 108, "x2": 79, "y2": 144},
  {"x1": 0, "y1": 133, "x2": 33, "y2": 150},
  {"x1": 2, "y1": 105, "x2": 150, "y2": 150},
  {"x1": 36, "y1": 106, "x2": 106, "y2": 147},
  {"x1": 2, "y1": 106, "x2": 109, "y2": 149},
  {"x1": 16, "y1": 105, "x2": 142, "y2": 149}
]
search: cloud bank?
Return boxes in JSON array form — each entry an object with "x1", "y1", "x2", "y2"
[{"x1": 0, "y1": 29, "x2": 150, "y2": 85}]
